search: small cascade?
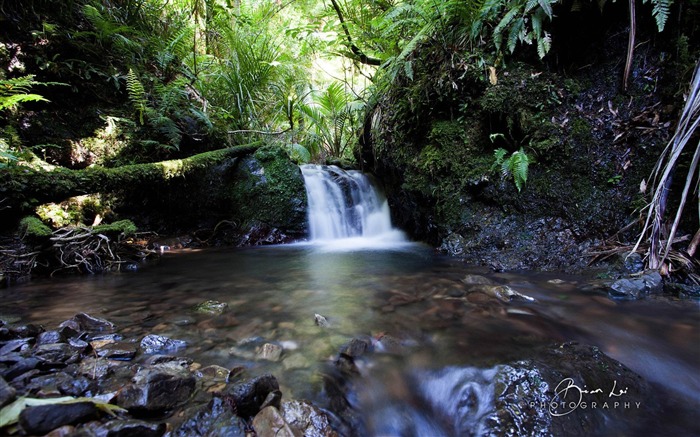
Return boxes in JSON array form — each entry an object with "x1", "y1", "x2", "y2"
[{"x1": 300, "y1": 164, "x2": 406, "y2": 244}]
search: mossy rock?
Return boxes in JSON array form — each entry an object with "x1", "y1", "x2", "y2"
[
  {"x1": 19, "y1": 216, "x2": 53, "y2": 239},
  {"x1": 228, "y1": 146, "x2": 307, "y2": 237},
  {"x1": 93, "y1": 219, "x2": 137, "y2": 237}
]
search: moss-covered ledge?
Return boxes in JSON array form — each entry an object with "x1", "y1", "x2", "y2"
[{"x1": 0, "y1": 143, "x2": 262, "y2": 213}]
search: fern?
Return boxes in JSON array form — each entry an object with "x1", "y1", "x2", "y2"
[
  {"x1": 643, "y1": 0, "x2": 672, "y2": 32},
  {"x1": 126, "y1": 68, "x2": 147, "y2": 124},
  {"x1": 492, "y1": 147, "x2": 532, "y2": 192},
  {"x1": 0, "y1": 75, "x2": 50, "y2": 111}
]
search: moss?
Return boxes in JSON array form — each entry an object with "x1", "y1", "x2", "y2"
[
  {"x1": 229, "y1": 145, "x2": 307, "y2": 234},
  {"x1": 93, "y1": 219, "x2": 137, "y2": 236},
  {"x1": 19, "y1": 216, "x2": 53, "y2": 239}
]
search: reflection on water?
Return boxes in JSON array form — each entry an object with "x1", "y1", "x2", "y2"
[{"x1": 1, "y1": 244, "x2": 698, "y2": 432}]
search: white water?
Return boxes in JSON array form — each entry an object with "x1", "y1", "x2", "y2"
[{"x1": 300, "y1": 164, "x2": 407, "y2": 249}]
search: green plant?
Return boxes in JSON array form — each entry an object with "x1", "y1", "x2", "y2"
[
  {"x1": 492, "y1": 147, "x2": 532, "y2": 192},
  {"x1": 126, "y1": 68, "x2": 147, "y2": 124}
]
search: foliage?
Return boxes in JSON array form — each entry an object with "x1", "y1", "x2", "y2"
[
  {"x1": 299, "y1": 82, "x2": 360, "y2": 160},
  {"x1": 633, "y1": 59, "x2": 700, "y2": 272},
  {"x1": 492, "y1": 147, "x2": 532, "y2": 192},
  {"x1": 0, "y1": 75, "x2": 50, "y2": 111},
  {"x1": 471, "y1": 0, "x2": 555, "y2": 58}
]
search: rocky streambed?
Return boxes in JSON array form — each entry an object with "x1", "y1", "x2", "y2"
[{"x1": 0, "y1": 308, "x2": 686, "y2": 437}]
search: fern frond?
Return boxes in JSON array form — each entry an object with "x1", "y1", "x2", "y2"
[
  {"x1": 644, "y1": 0, "x2": 672, "y2": 32},
  {"x1": 126, "y1": 68, "x2": 147, "y2": 124}
]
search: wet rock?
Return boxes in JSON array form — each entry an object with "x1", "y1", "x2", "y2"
[
  {"x1": 477, "y1": 285, "x2": 536, "y2": 303},
  {"x1": 19, "y1": 401, "x2": 99, "y2": 435},
  {"x1": 609, "y1": 271, "x2": 663, "y2": 300},
  {"x1": 58, "y1": 321, "x2": 81, "y2": 340},
  {"x1": 34, "y1": 343, "x2": 74, "y2": 362},
  {"x1": 115, "y1": 362, "x2": 196, "y2": 412},
  {"x1": 2, "y1": 356, "x2": 41, "y2": 381},
  {"x1": 0, "y1": 375, "x2": 16, "y2": 408},
  {"x1": 256, "y1": 343, "x2": 282, "y2": 361},
  {"x1": 193, "y1": 300, "x2": 228, "y2": 315},
  {"x1": 223, "y1": 374, "x2": 280, "y2": 418},
  {"x1": 98, "y1": 419, "x2": 167, "y2": 437},
  {"x1": 140, "y1": 334, "x2": 187, "y2": 355},
  {"x1": 78, "y1": 357, "x2": 123, "y2": 381},
  {"x1": 196, "y1": 365, "x2": 230, "y2": 380},
  {"x1": 620, "y1": 252, "x2": 645, "y2": 273},
  {"x1": 253, "y1": 406, "x2": 295, "y2": 437},
  {"x1": 282, "y1": 399, "x2": 339, "y2": 437},
  {"x1": 315, "y1": 313, "x2": 330, "y2": 327},
  {"x1": 37, "y1": 330, "x2": 65, "y2": 345},
  {"x1": 440, "y1": 233, "x2": 469, "y2": 256},
  {"x1": 11, "y1": 324, "x2": 44, "y2": 339},
  {"x1": 173, "y1": 395, "x2": 247, "y2": 437},
  {"x1": 340, "y1": 337, "x2": 373, "y2": 358},
  {"x1": 0, "y1": 337, "x2": 33, "y2": 354},
  {"x1": 25, "y1": 372, "x2": 93, "y2": 397},
  {"x1": 282, "y1": 353, "x2": 310, "y2": 371},
  {"x1": 94, "y1": 342, "x2": 138, "y2": 360},
  {"x1": 142, "y1": 355, "x2": 193, "y2": 367},
  {"x1": 71, "y1": 313, "x2": 115, "y2": 332},
  {"x1": 665, "y1": 282, "x2": 700, "y2": 299}
]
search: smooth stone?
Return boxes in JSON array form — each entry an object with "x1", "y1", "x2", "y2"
[
  {"x1": 94, "y1": 342, "x2": 138, "y2": 360},
  {"x1": 193, "y1": 300, "x2": 228, "y2": 315},
  {"x1": 140, "y1": 334, "x2": 187, "y2": 354},
  {"x1": 71, "y1": 313, "x2": 115, "y2": 332},
  {"x1": 252, "y1": 406, "x2": 295, "y2": 437},
  {"x1": 115, "y1": 362, "x2": 196, "y2": 412},
  {"x1": 282, "y1": 399, "x2": 339, "y2": 437},
  {"x1": 256, "y1": 343, "x2": 282, "y2": 362},
  {"x1": 19, "y1": 402, "x2": 99, "y2": 435}
]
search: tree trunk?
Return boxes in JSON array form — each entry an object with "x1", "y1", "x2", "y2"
[{"x1": 0, "y1": 143, "x2": 262, "y2": 215}]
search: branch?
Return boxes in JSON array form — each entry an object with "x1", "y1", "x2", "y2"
[{"x1": 328, "y1": 0, "x2": 382, "y2": 66}]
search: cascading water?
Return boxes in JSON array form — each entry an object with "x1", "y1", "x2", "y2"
[{"x1": 300, "y1": 164, "x2": 406, "y2": 245}]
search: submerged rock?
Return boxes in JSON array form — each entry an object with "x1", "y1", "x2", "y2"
[
  {"x1": 115, "y1": 362, "x2": 196, "y2": 412},
  {"x1": 325, "y1": 342, "x2": 657, "y2": 437},
  {"x1": 193, "y1": 300, "x2": 228, "y2": 315}
]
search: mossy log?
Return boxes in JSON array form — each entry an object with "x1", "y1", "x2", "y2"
[{"x1": 0, "y1": 143, "x2": 262, "y2": 213}]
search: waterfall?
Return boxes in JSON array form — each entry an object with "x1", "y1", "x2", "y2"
[{"x1": 300, "y1": 164, "x2": 406, "y2": 245}]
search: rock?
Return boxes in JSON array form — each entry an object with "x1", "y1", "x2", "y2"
[
  {"x1": 328, "y1": 342, "x2": 657, "y2": 437},
  {"x1": 34, "y1": 343, "x2": 74, "y2": 362},
  {"x1": 282, "y1": 399, "x2": 339, "y2": 437},
  {"x1": 142, "y1": 355, "x2": 193, "y2": 367},
  {"x1": 37, "y1": 331, "x2": 65, "y2": 345},
  {"x1": 115, "y1": 362, "x2": 196, "y2": 412},
  {"x1": 256, "y1": 343, "x2": 282, "y2": 361},
  {"x1": 78, "y1": 357, "x2": 122, "y2": 380},
  {"x1": 665, "y1": 282, "x2": 700, "y2": 299},
  {"x1": 340, "y1": 336, "x2": 373, "y2": 358},
  {"x1": 314, "y1": 313, "x2": 330, "y2": 327},
  {"x1": 2, "y1": 357, "x2": 41, "y2": 381},
  {"x1": 223, "y1": 374, "x2": 280, "y2": 418},
  {"x1": 98, "y1": 419, "x2": 167, "y2": 437},
  {"x1": 0, "y1": 337, "x2": 33, "y2": 355},
  {"x1": 71, "y1": 313, "x2": 115, "y2": 332},
  {"x1": 140, "y1": 334, "x2": 187, "y2": 354},
  {"x1": 609, "y1": 271, "x2": 663, "y2": 300},
  {"x1": 0, "y1": 375, "x2": 16, "y2": 408},
  {"x1": 173, "y1": 396, "x2": 247, "y2": 437},
  {"x1": 25, "y1": 372, "x2": 94, "y2": 397},
  {"x1": 477, "y1": 285, "x2": 536, "y2": 303},
  {"x1": 57, "y1": 320, "x2": 81, "y2": 339},
  {"x1": 440, "y1": 233, "x2": 469, "y2": 256},
  {"x1": 19, "y1": 401, "x2": 99, "y2": 435},
  {"x1": 282, "y1": 353, "x2": 310, "y2": 371},
  {"x1": 10, "y1": 324, "x2": 44, "y2": 339},
  {"x1": 461, "y1": 274, "x2": 494, "y2": 286},
  {"x1": 252, "y1": 406, "x2": 296, "y2": 437},
  {"x1": 621, "y1": 252, "x2": 645, "y2": 273},
  {"x1": 193, "y1": 300, "x2": 228, "y2": 315},
  {"x1": 196, "y1": 365, "x2": 231, "y2": 380},
  {"x1": 94, "y1": 342, "x2": 138, "y2": 360}
]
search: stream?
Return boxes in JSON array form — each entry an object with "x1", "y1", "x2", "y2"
[
  {"x1": 1, "y1": 165, "x2": 699, "y2": 435},
  {"x1": 1, "y1": 243, "x2": 699, "y2": 435}
]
